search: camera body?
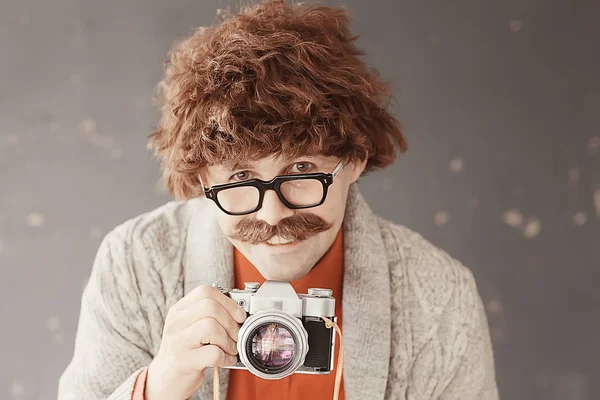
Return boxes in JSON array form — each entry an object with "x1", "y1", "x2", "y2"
[{"x1": 212, "y1": 281, "x2": 337, "y2": 380}]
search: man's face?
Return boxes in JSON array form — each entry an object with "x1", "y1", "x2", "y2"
[{"x1": 202, "y1": 154, "x2": 366, "y2": 282}]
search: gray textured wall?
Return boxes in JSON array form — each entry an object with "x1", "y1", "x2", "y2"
[{"x1": 1, "y1": 0, "x2": 599, "y2": 399}]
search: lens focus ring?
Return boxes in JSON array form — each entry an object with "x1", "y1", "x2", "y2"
[{"x1": 237, "y1": 309, "x2": 308, "y2": 380}]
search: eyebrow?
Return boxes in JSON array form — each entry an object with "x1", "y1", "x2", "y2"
[
  {"x1": 230, "y1": 161, "x2": 251, "y2": 171},
  {"x1": 227, "y1": 160, "x2": 288, "y2": 171},
  {"x1": 223, "y1": 158, "x2": 316, "y2": 173}
]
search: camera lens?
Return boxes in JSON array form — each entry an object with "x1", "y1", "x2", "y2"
[
  {"x1": 237, "y1": 309, "x2": 309, "y2": 379},
  {"x1": 247, "y1": 323, "x2": 297, "y2": 372}
]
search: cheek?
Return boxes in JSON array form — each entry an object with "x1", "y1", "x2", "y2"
[
  {"x1": 215, "y1": 214, "x2": 244, "y2": 236},
  {"x1": 312, "y1": 188, "x2": 348, "y2": 223},
  {"x1": 323, "y1": 181, "x2": 351, "y2": 211}
]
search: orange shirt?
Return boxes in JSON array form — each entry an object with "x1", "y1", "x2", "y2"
[
  {"x1": 132, "y1": 229, "x2": 345, "y2": 400},
  {"x1": 228, "y1": 228, "x2": 345, "y2": 400}
]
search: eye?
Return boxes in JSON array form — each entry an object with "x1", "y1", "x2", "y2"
[
  {"x1": 291, "y1": 162, "x2": 314, "y2": 173},
  {"x1": 231, "y1": 171, "x2": 251, "y2": 181}
]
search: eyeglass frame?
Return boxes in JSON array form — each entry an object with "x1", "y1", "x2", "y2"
[{"x1": 200, "y1": 159, "x2": 346, "y2": 216}]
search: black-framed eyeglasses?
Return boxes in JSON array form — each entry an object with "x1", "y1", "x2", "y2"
[{"x1": 201, "y1": 159, "x2": 345, "y2": 216}]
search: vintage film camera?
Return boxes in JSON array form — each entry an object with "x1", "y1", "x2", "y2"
[{"x1": 212, "y1": 281, "x2": 338, "y2": 380}]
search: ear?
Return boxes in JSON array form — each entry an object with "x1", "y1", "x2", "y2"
[
  {"x1": 348, "y1": 156, "x2": 368, "y2": 184},
  {"x1": 198, "y1": 167, "x2": 209, "y2": 188}
]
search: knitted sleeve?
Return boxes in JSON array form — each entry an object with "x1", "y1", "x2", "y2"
[
  {"x1": 384, "y1": 222, "x2": 499, "y2": 400},
  {"x1": 57, "y1": 229, "x2": 154, "y2": 400},
  {"x1": 439, "y1": 267, "x2": 499, "y2": 400}
]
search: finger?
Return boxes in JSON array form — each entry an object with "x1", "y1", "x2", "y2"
[
  {"x1": 168, "y1": 298, "x2": 241, "y2": 342},
  {"x1": 180, "y1": 317, "x2": 238, "y2": 356},
  {"x1": 183, "y1": 344, "x2": 238, "y2": 371},
  {"x1": 176, "y1": 284, "x2": 247, "y2": 324}
]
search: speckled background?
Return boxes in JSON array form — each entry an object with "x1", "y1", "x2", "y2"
[{"x1": 1, "y1": 0, "x2": 599, "y2": 399}]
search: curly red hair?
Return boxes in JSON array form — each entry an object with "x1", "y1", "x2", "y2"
[{"x1": 148, "y1": 0, "x2": 407, "y2": 200}]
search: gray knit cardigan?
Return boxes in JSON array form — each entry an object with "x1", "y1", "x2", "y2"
[{"x1": 58, "y1": 184, "x2": 499, "y2": 400}]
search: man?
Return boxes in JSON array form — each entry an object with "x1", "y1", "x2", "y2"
[{"x1": 58, "y1": 0, "x2": 499, "y2": 399}]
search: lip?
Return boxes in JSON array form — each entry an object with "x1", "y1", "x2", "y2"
[
  {"x1": 264, "y1": 240, "x2": 298, "y2": 247},
  {"x1": 258, "y1": 239, "x2": 303, "y2": 251}
]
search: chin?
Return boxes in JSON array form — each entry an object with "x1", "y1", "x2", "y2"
[
  {"x1": 260, "y1": 271, "x2": 298, "y2": 282},
  {"x1": 255, "y1": 260, "x2": 310, "y2": 282}
]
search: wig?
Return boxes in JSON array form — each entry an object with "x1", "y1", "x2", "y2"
[{"x1": 149, "y1": 0, "x2": 407, "y2": 200}]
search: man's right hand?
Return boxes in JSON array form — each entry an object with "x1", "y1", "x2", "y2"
[{"x1": 145, "y1": 284, "x2": 247, "y2": 400}]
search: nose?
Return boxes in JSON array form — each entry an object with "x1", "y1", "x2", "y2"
[{"x1": 255, "y1": 190, "x2": 294, "y2": 226}]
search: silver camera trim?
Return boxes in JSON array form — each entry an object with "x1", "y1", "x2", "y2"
[{"x1": 237, "y1": 309, "x2": 309, "y2": 380}]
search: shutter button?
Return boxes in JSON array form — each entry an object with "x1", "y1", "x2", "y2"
[{"x1": 308, "y1": 288, "x2": 333, "y2": 297}]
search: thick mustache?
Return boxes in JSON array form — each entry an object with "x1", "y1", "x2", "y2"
[{"x1": 230, "y1": 213, "x2": 331, "y2": 244}]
